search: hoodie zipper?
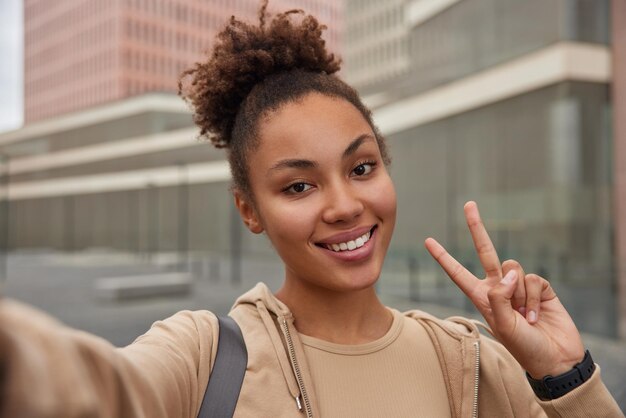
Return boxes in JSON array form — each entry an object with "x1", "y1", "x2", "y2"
[
  {"x1": 472, "y1": 341, "x2": 480, "y2": 418},
  {"x1": 280, "y1": 317, "x2": 313, "y2": 418}
]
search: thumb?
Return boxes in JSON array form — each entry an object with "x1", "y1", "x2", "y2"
[{"x1": 487, "y1": 269, "x2": 519, "y2": 337}]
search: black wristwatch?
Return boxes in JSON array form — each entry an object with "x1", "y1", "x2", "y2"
[{"x1": 526, "y1": 350, "x2": 595, "y2": 400}]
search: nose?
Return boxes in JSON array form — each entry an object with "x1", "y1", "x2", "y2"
[{"x1": 321, "y1": 181, "x2": 364, "y2": 224}]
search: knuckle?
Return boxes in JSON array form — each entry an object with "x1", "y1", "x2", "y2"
[
  {"x1": 525, "y1": 291, "x2": 541, "y2": 306},
  {"x1": 526, "y1": 293, "x2": 540, "y2": 303},
  {"x1": 525, "y1": 273, "x2": 541, "y2": 285},
  {"x1": 502, "y1": 259, "x2": 520, "y2": 269},
  {"x1": 450, "y1": 263, "x2": 464, "y2": 279},
  {"x1": 485, "y1": 267, "x2": 501, "y2": 277},
  {"x1": 467, "y1": 218, "x2": 483, "y2": 229},
  {"x1": 487, "y1": 287, "x2": 500, "y2": 301},
  {"x1": 476, "y1": 242, "x2": 493, "y2": 255},
  {"x1": 526, "y1": 299, "x2": 540, "y2": 309}
]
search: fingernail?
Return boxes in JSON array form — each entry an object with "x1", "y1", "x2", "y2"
[
  {"x1": 500, "y1": 270, "x2": 516, "y2": 285},
  {"x1": 528, "y1": 310, "x2": 537, "y2": 322},
  {"x1": 518, "y1": 306, "x2": 527, "y2": 316}
]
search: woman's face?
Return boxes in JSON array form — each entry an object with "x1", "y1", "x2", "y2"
[{"x1": 237, "y1": 92, "x2": 397, "y2": 293}]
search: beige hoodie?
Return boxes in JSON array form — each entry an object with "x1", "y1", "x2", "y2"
[{"x1": 0, "y1": 283, "x2": 622, "y2": 418}]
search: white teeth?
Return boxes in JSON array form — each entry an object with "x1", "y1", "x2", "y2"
[{"x1": 324, "y1": 230, "x2": 372, "y2": 253}]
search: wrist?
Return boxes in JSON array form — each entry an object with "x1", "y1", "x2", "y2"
[
  {"x1": 526, "y1": 350, "x2": 595, "y2": 400},
  {"x1": 526, "y1": 347, "x2": 586, "y2": 379}
]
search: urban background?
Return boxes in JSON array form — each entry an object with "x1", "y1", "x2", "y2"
[{"x1": 0, "y1": 0, "x2": 625, "y2": 410}]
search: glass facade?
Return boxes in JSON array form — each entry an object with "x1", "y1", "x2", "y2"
[
  {"x1": 8, "y1": 180, "x2": 275, "y2": 256},
  {"x1": 378, "y1": 81, "x2": 614, "y2": 336},
  {"x1": 356, "y1": 0, "x2": 610, "y2": 99}
]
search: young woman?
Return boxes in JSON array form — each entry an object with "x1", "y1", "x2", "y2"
[{"x1": 0, "y1": 2, "x2": 622, "y2": 417}]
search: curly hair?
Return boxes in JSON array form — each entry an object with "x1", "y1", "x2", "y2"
[{"x1": 178, "y1": 0, "x2": 389, "y2": 200}]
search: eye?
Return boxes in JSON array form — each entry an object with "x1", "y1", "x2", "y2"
[
  {"x1": 285, "y1": 182, "x2": 312, "y2": 194},
  {"x1": 352, "y1": 161, "x2": 376, "y2": 176}
]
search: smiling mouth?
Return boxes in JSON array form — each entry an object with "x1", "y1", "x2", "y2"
[{"x1": 316, "y1": 226, "x2": 377, "y2": 252}]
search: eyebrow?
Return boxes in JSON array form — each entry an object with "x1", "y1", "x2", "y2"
[
  {"x1": 343, "y1": 133, "x2": 374, "y2": 158},
  {"x1": 268, "y1": 133, "x2": 375, "y2": 173},
  {"x1": 269, "y1": 159, "x2": 318, "y2": 172}
]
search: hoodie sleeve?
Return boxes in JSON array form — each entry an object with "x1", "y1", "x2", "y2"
[
  {"x1": 479, "y1": 334, "x2": 624, "y2": 418},
  {"x1": 0, "y1": 298, "x2": 219, "y2": 418}
]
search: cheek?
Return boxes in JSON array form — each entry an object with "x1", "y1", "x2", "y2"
[
  {"x1": 259, "y1": 196, "x2": 318, "y2": 248},
  {"x1": 369, "y1": 175, "x2": 397, "y2": 224}
]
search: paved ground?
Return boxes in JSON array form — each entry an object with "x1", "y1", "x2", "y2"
[
  {"x1": 2, "y1": 251, "x2": 625, "y2": 412},
  {"x1": 2, "y1": 251, "x2": 285, "y2": 345}
]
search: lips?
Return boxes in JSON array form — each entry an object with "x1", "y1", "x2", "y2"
[
  {"x1": 316, "y1": 225, "x2": 377, "y2": 253},
  {"x1": 324, "y1": 229, "x2": 372, "y2": 252}
]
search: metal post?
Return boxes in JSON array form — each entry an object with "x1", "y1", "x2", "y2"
[
  {"x1": 147, "y1": 183, "x2": 159, "y2": 261},
  {"x1": 230, "y1": 200, "x2": 242, "y2": 285},
  {"x1": 127, "y1": 190, "x2": 139, "y2": 256},
  {"x1": 559, "y1": 253, "x2": 569, "y2": 283},
  {"x1": 63, "y1": 195, "x2": 75, "y2": 251},
  {"x1": 177, "y1": 163, "x2": 189, "y2": 272},
  {"x1": 408, "y1": 255, "x2": 419, "y2": 302}
]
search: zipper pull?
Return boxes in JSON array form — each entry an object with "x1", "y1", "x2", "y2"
[{"x1": 295, "y1": 394, "x2": 303, "y2": 411}]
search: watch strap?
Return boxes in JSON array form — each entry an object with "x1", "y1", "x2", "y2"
[{"x1": 526, "y1": 350, "x2": 595, "y2": 400}]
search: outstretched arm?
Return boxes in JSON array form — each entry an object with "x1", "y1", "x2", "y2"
[{"x1": 0, "y1": 298, "x2": 217, "y2": 418}]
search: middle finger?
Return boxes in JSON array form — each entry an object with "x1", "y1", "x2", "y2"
[{"x1": 464, "y1": 201, "x2": 502, "y2": 280}]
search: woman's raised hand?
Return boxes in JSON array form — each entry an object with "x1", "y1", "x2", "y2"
[{"x1": 424, "y1": 201, "x2": 585, "y2": 379}]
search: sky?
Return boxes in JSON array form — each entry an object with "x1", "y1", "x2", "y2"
[{"x1": 0, "y1": 0, "x2": 23, "y2": 133}]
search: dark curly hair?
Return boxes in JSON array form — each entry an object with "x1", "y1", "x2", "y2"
[{"x1": 178, "y1": 0, "x2": 389, "y2": 200}]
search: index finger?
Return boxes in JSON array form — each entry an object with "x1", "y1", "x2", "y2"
[
  {"x1": 424, "y1": 237, "x2": 479, "y2": 298},
  {"x1": 464, "y1": 201, "x2": 502, "y2": 280}
]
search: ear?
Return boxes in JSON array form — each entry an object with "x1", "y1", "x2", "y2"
[{"x1": 234, "y1": 190, "x2": 264, "y2": 234}]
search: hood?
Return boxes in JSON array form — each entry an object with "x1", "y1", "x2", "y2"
[
  {"x1": 231, "y1": 282, "x2": 292, "y2": 318},
  {"x1": 407, "y1": 310, "x2": 482, "y2": 339},
  {"x1": 229, "y1": 282, "x2": 318, "y2": 417}
]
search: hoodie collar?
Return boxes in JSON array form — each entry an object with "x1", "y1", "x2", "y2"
[{"x1": 232, "y1": 282, "x2": 293, "y2": 319}]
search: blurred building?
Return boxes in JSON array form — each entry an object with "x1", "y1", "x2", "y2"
[
  {"x1": 0, "y1": 0, "x2": 342, "y2": 295},
  {"x1": 4, "y1": 0, "x2": 626, "y2": 339},
  {"x1": 343, "y1": 0, "x2": 625, "y2": 338},
  {"x1": 23, "y1": 0, "x2": 342, "y2": 123},
  {"x1": 343, "y1": 0, "x2": 409, "y2": 89}
]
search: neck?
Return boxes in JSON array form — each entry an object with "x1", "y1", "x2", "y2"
[{"x1": 275, "y1": 278, "x2": 393, "y2": 345}]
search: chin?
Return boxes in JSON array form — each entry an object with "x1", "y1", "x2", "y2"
[{"x1": 331, "y1": 267, "x2": 382, "y2": 293}]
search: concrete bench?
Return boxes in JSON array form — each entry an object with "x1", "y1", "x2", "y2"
[{"x1": 95, "y1": 272, "x2": 192, "y2": 300}]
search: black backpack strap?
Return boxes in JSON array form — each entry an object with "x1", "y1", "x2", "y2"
[{"x1": 197, "y1": 315, "x2": 248, "y2": 418}]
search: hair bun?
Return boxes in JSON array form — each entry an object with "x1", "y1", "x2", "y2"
[{"x1": 178, "y1": 2, "x2": 341, "y2": 148}]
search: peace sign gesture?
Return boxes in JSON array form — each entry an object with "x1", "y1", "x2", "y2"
[{"x1": 424, "y1": 201, "x2": 585, "y2": 379}]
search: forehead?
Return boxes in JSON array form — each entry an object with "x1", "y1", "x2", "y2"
[{"x1": 255, "y1": 93, "x2": 373, "y2": 160}]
